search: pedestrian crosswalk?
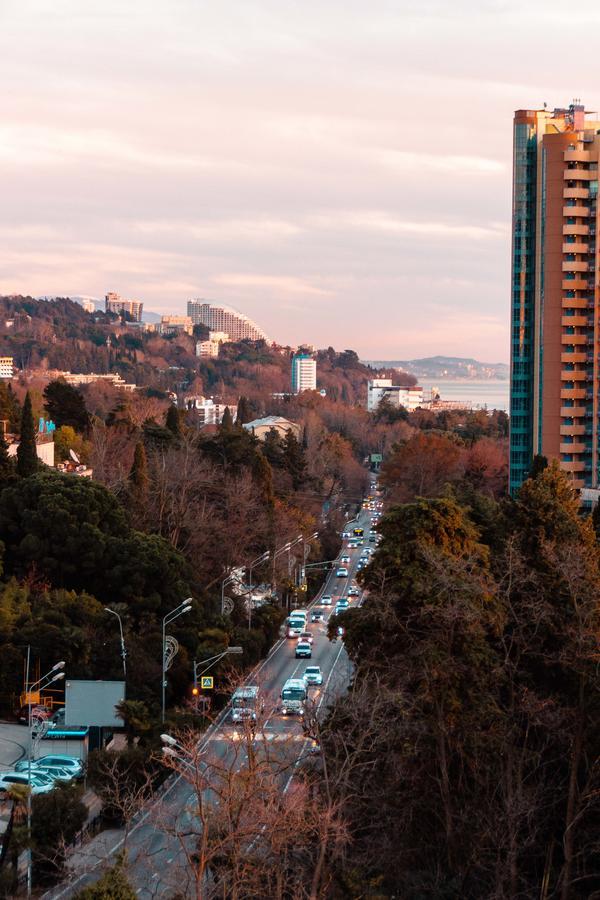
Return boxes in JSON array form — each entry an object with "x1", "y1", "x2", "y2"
[{"x1": 209, "y1": 731, "x2": 309, "y2": 743}]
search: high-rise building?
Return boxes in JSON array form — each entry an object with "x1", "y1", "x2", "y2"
[
  {"x1": 0, "y1": 357, "x2": 14, "y2": 379},
  {"x1": 510, "y1": 102, "x2": 600, "y2": 494},
  {"x1": 105, "y1": 292, "x2": 144, "y2": 322},
  {"x1": 291, "y1": 352, "x2": 317, "y2": 393},
  {"x1": 187, "y1": 300, "x2": 270, "y2": 343}
]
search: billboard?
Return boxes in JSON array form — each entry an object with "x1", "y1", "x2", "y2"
[{"x1": 65, "y1": 680, "x2": 125, "y2": 728}]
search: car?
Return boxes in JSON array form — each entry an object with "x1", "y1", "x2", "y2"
[
  {"x1": 341, "y1": 531, "x2": 350, "y2": 539},
  {"x1": 0, "y1": 771, "x2": 56, "y2": 795},
  {"x1": 298, "y1": 630, "x2": 313, "y2": 645},
  {"x1": 348, "y1": 586, "x2": 360, "y2": 596},
  {"x1": 337, "y1": 598, "x2": 349, "y2": 608},
  {"x1": 340, "y1": 555, "x2": 350, "y2": 564},
  {"x1": 356, "y1": 539, "x2": 364, "y2": 546},
  {"x1": 320, "y1": 595, "x2": 332, "y2": 606},
  {"x1": 369, "y1": 535, "x2": 377, "y2": 542},
  {"x1": 15, "y1": 755, "x2": 84, "y2": 777},
  {"x1": 336, "y1": 567, "x2": 348, "y2": 577},
  {"x1": 303, "y1": 666, "x2": 323, "y2": 686},
  {"x1": 295, "y1": 641, "x2": 312, "y2": 659},
  {"x1": 310, "y1": 610, "x2": 324, "y2": 623}
]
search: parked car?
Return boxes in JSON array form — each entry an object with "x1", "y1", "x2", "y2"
[
  {"x1": 303, "y1": 666, "x2": 323, "y2": 686},
  {"x1": 0, "y1": 771, "x2": 56, "y2": 795},
  {"x1": 16, "y1": 755, "x2": 83, "y2": 778}
]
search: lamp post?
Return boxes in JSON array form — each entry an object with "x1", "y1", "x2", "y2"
[
  {"x1": 221, "y1": 573, "x2": 238, "y2": 616},
  {"x1": 271, "y1": 541, "x2": 291, "y2": 600},
  {"x1": 162, "y1": 598, "x2": 193, "y2": 724},
  {"x1": 246, "y1": 551, "x2": 270, "y2": 628},
  {"x1": 193, "y1": 646, "x2": 243, "y2": 689},
  {"x1": 25, "y1": 651, "x2": 65, "y2": 898},
  {"x1": 104, "y1": 608, "x2": 126, "y2": 680}
]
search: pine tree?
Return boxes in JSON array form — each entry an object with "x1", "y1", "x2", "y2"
[
  {"x1": 282, "y1": 428, "x2": 307, "y2": 489},
  {"x1": 529, "y1": 453, "x2": 548, "y2": 480},
  {"x1": 16, "y1": 392, "x2": 38, "y2": 477},
  {"x1": 165, "y1": 405, "x2": 182, "y2": 437}
]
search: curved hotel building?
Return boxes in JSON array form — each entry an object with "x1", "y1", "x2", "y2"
[{"x1": 187, "y1": 300, "x2": 271, "y2": 343}]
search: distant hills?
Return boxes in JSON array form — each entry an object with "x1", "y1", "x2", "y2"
[{"x1": 365, "y1": 355, "x2": 509, "y2": 381}]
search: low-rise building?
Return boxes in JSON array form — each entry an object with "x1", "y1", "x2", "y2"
[
  {"x1": 0, "y1": 357, "x2": 14, "y2": 379},
  {"x1": 183, "y1": 395, "x2": 237, "y2": 425},
  {"x1": 196, "y1": 331, "x2": 229, "y2": 358},
  {"x1": 243, "y1": 416, "x2": 300, "y2": 440},
  {"x1": 367, "y1": 378, "x2": 424, "y2": 412},
  {"x1": 158, "y1": 315, "x2": 193, "y2": 336},
  {"x1": 7, "y1": 432, "x2": 55, "y2": 467}
]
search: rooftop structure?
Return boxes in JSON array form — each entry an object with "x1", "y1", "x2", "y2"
[{"x1": 243, "y1": 415, "x2": 301, "y2": 440}]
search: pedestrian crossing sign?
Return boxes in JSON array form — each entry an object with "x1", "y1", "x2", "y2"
[{"x1": 201, "y1": 676, "x2": 214, "y2": 690}]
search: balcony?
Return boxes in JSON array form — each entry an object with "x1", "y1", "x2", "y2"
[
  {"x1": 562, "y1": 261, "x2": 590, "y2": 273},
  {"x1": 561, "y1": 406, "x2": 586, "y2": 417},
  {"x1": 561, "y1": 460, "x2": 586, "y2": 473},
  {"x1": 564, "y1": 168, "x2": 594, "y2": 180},
  {"x1": 563, "y1": 206, "x2": 590, "y2": 217},
  {"x1": 563, "y1": 334, "x2": 588, "y2": 345},
  {"x1": 561, "y1": 315, "x2": 588, "y2": 327},
  {"x1": 560, "y1": 442, "x2": 586, "y2": 453},
  {"x1": 562, "y1": 242, "x2": 589, "y2": 254},
  {"x1": 564, "y1": 149, "x2": 591, "y2": 163},
  {"x1": 563, "y1": 224, "x2": 590, "y2": 236},
  {"x1": 561, "y1": 388, "x2": 586, "y2": 400},
  {"x1": 561, "y1": 351, "x2": 587, "y2": 362},
  {"x1": 563, "y1": 186, "x2": 590, "y2": 200},
  {"x1": 560, "y1": 423, "x2": 586, "y2": 436},
  {"x1": 561, "y1": 370, "x2": 587, "y2": 381},
  {"x1": 562, "y1": 278, "x2": 590, "y2": 290}
]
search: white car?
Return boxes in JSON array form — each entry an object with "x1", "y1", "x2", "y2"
[
  {"x1": 348, "y1": 586, "x2": 360, "y2": 596},
  {"x1": 297, "y1": 631, "x2": 314, "y2": 645},
  {"x1": 320, "y1": 595, "x2": 332, "y2": 606},
  {"x1": 340, "y1": 555, "x2": 350, "y2": 565},
  {"x1": 0, "y1": 771, "x2": 56, "y2": 795},
  {"x1": 336, "y1": 567, "x2": 349, "y2": 577},
  {"x1": 303, "y1": 666, "x2": 323, "y2": 686},
  {"x1": 16, "y1": 755, "x2": 83, "y2": 778}
]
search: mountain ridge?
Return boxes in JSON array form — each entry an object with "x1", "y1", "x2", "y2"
[{"x1": 364, "y1": 355, "x2": 509, "y2": 380}]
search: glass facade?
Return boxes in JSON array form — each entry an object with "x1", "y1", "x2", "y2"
[{"x1": 509, "y1": 122, "x2": 538, "y2": 493}]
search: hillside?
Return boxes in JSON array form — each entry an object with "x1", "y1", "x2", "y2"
[{"x1": 365, "y1": 355, "x2": 509, "y2": 380}]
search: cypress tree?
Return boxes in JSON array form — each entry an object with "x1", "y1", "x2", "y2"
[
  {"x1": 17, "y1": 391, "x2": 38, "y2": 477},
  {"x1": 220, "y1": 407, "x2": 233, "y2": 431},
  {"x1": 129, "y1": 442, "x2": 149, "y2": 497},
  {"x1": 236, "y1": 396, "x2": 251, "y2": 425},
  {"x1": 165, "y1": 405, "x2": 182, "y2": 437}
]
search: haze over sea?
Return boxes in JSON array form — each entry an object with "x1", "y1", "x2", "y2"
[{"x1": 421, "y1": 380, "x2": 509, "y2": 412}]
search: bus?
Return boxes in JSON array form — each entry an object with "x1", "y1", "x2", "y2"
[
  {"x1": 281, "y1": 678, "x2": 307, "y2": 716},
  {"x1": 231, "y1": 685, "x2": 261, "y2": 722},
  {"x1": 353, "y1": 527, "x2": 364, "y2": 537}
]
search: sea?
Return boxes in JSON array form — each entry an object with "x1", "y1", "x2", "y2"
[{"x1": 420, "y1": 380, "x2": 509, "y2": 412}]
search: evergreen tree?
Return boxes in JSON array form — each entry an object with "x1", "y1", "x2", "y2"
[
  {"x1": 43, "y1": 379, "x2": 90, "y2": 432},
  {"x1": 0, "y1": 432, "x2": 12, "y2": 481},
  {"x1": 529, "y1": 453, "x2": 548, "y2": 480},
  {"x1": 262, "y1": 427, "x2": 283, "y2": 467},
  {"x1": 73, "y1": 855, "x2": 136, "y2": 899},
  {"x1": 16, "y1": 391, "x2": 38, "y2": 477},
  {"x1": 129, "y1": 442, "x2": 149, "y2": 498},
  {"x1": 0, "y1": 381, "x2": 21, "y2": 430},
  {"x1": 236, "y1": 395, "x2": 252, "y2": 425},
  {"x1": 282, "y1": 428, "x2": 307, "y2": 489},
  {"x1": 165, "y1": 404, "x2": 182, "y2": 437},
  {"x1": 220, "y1": 406, "x2": 233, "y2": 431}
]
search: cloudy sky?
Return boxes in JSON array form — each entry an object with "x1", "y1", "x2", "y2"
[{"x1": 1, "y1": 1, "x2": 599, "y2": 360}]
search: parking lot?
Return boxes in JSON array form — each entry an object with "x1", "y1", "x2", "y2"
[{"x1": 0, "y1": 723, "x2": 86, "y2": 771}]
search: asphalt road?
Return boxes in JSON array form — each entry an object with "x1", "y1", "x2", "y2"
[{"x1": 45, "y1": 505, "x2": 377, "y2": 899}]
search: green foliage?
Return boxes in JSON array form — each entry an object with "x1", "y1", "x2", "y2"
[
  {"x1": 53, "y1": 425, "x2": 90, "y2": 463},
  {"x1": 0, "y1": 380, "x2": 21, "y2": 430},
  {"x1": 282, "y1": 428, "x2": 307, "y2": 489},
  {"x1": 115, "y1": 699, "x2": 152, "y2": 747},
  {"x1": 16, "y1": 391, "x2": 38, "y2": 477},
  {"x1": 43, "y1": 379, "x2": 91, "y2": 432},
  {"x1": 220, "y1": 406, "x2": 233, "y2": 431},
  {"x1": 128, "y1": 442, "x2": 148, "y2": 496},
  {"x1": 73, "y1": 854, "x2": 136, "y2": 899},
  {"x1": 165, "y1": 404, "x2": 182, "y2": 437},
  {"x1": 529, "y1": 452, "x2": 548, "y2": 479},
  {"x1": 236, "y1": 395, "x2": 252, "y2": 425},
  {"x1": 32, "y1": 782, "x2": 88, "y2": 882}
]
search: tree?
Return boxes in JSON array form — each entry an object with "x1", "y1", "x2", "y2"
[
  {"x1": 236, "y1": 395, "x2": 251, "y2": 425},
  {"x1": 73, "y1": 855, "x2": 136, "y2": 899},
  {"x1": 43, "y1": 379, "x2": 90, "y2": 432},
  {"x1": 0, "y1": 431, "x2": 12, "y2": 482},
  {"x1": 529, "y1": 453, "x2": 548, "y2": 479},
  {"x1": 165, "y1": 404, "x2": 182, "y2": 437},
  {"x1": 128, "y1": 442, "x2": 148, "y2": 500},
  {"x1": 0, "y1": 380, "x2": 21, "y2": 430},
  {"x1": 16, "y1": 391, "x2": 38, "y2": 477},
  {"x1": 220, "y1": 406, "x2": 233, "y2": 431},
  {"x1": 115, "y1": 699, "x2": 152, "y2": 747},
  {"x1": 282, "y1": 428, "x2": 307, "y2": 489},
  {"x1": 380, "y1": 432, "x2": 463, "y2": 503},
  {"x1": 31, "y1": 782, "x2": 87, "y2": 882}
]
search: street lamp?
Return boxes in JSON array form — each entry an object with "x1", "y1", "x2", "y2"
[
  {"x1": 24, "y1": 651, "x2": 66, "y2": 898},
  {"x1": 221, "y1": 572, "x2": 239, "y2": 616},
  {"x1": 104, "y1": 608, "x2": 126, "y2": 679},
  {"x1": 162, "y1": 598, "x2": 193, "y2": 724},
  {"x1": 246, "y1": 551, "x2": 270, "y2": 628},
  {"x1": 193, "y1": 647, "x2": 243, "y2": 689}
]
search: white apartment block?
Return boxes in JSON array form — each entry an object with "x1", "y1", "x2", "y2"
[
  {"x1": 187, "y1": 301, "x2": 270, "y2": 343},
  {"x1": 0, "y1": 357, "x2": 14, "y2": 379},
  {"x1": 105, "y1": 292, "x2": 144, "y2": 322},
  {"x1": 367, "y1": 378, "x2": 423, "y2": 412},
  {"x1": 183, "y1": 395, "x2": 237, "y2": 425},
  {"x1": 195, "y1": 331, "x2": 229, "y2": 358},
  {"x1": 291, "y1": 353, "x2": 317, "y2": 393}
]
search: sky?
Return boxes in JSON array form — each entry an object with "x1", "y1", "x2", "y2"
[{"x1": 1, "y1": 1, "x2": 600, "y2": 361}]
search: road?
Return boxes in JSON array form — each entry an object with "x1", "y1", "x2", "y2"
[{"x1": 45, "y1": 504, "x2": 378, "y2": 899}]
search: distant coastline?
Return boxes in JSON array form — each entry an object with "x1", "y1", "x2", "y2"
[{"x1": 364, "y1": 355, "x2": 509, "y2": 382}]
